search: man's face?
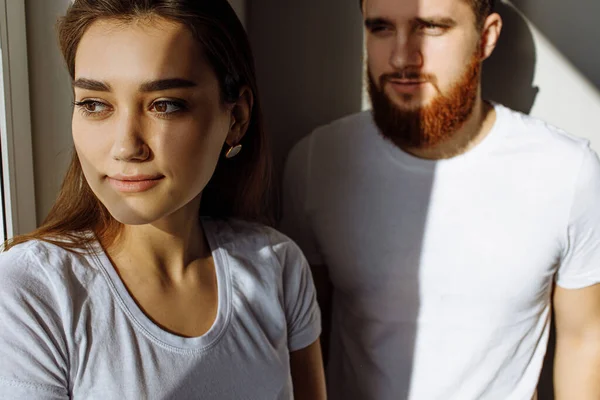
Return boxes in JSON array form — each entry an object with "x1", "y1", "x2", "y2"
[
  {"x1": 365, "y1": 0, "x2": 481, "y2": 109},
  {"x1": 363, "y1": 0, "x2": 487, "y2": 149}
]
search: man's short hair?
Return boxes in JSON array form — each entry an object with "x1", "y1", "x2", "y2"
[{"x1": 359, "y1": 0, "x2": 496, "y2": 29}]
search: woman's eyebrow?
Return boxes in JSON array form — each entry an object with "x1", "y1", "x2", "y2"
[
  {"x1": 72, "y1": 78, "x2": 111, "y2": 92},
  {"x1": 72, "y1": 78, "x2": 198, "y2": 92},
  {"x1": 139, "y1": 78, "x2": 198, "y2": 92}
]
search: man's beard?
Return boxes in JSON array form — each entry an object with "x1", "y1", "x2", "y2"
[{"x1": 368, "y1": 55, "x2": 481, "y2": 150}]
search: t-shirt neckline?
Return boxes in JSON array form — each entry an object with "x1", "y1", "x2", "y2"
[{"x1": 89, "y1": 218, "x2": 232, "y2": 352}]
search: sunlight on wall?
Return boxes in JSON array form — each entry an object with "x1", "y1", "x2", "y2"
[
  {"x1": 527, "y1": 22, "x2": 600, "y2": 154},
  {"x1": 228, "y1": 0, "x2": 246, "y2": 26}
]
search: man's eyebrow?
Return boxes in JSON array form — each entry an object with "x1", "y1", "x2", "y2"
[
  {"x1": 365, "y1": 17, "x2": 394, "y2": 28},
  {"x1": 415, "y1": 17, "x2": 457, "y2": 27},
  {"x1": 72, "y1": 78, "x2": 112, "y2": 92},
  {"x1": 139, "y1": 78, "x2": 197, "y2": 92}
]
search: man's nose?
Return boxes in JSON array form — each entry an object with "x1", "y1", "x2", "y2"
[{"x1": 389, "y1": 32, "x2": 424, "y2": 70}]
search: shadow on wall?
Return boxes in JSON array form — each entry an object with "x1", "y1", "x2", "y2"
[
  {"x1": 482, "y1": 1, "x2": 538, "y2": 114},
  {"x1": 511, "y1": 0, "x2": 600, "y2": 90},
  {"x1": 247, "y1": 0, "x2": 364, "y2": 177}
]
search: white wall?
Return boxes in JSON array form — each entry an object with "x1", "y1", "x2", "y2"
[
  {"x1": 25, "y1": 0, "x2": 246, "y2": 225},
  {"x1": 483, "y1": 1, "x2": 600, "y2": 154},
  {"x1": 512, "y1": 0, "x2": 600, "y2": 88}
]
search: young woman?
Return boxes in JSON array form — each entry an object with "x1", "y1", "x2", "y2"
[{"x1": 0, "y1": 1, "x2": 326, "y2": 399}]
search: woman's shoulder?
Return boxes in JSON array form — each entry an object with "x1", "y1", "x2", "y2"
[
  {"x1": 204, "y1": 218, "x2": 307, "y2": 269},
  {"x1": 205, "y1": 218, "x2": 292, "y2": 246},
  {"x1": 0, "y1": 238, "x2": 98, "y2": 291}
]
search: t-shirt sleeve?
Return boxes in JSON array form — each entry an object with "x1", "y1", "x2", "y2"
[
  {"x1": 275, "y1": 237, "x2": 322, "y2": 352},
  {"x1": 0, "y1": 246, "x2": 70, "y2": 399},
  {"x1": 280, "y1": 135, "x2": 325, "y2": 266},
  {"x1": 556, "y1": 145, "x2": 600, "y2": 289}
]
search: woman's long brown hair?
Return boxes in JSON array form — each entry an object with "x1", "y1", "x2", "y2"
[{"x1": 4, "y1": 0, "x2": 272, "y2": 252}]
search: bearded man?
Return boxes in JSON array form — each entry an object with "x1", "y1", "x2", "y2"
[{"x1": 281, "y1": 0, "x2": 600, "y2": 399}]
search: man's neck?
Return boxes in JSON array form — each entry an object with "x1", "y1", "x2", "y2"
[{"x1": 402, "y1": 99, "x2": 496, "y2": 160}]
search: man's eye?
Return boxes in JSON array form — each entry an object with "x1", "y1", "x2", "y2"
[
  {"x1": 419, "y1": 23, "x2": 447, "y2": 34},
  {"x1": 369, "y1": 25, "x2": 392, "y2": 34}
]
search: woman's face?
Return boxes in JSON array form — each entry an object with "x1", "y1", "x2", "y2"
[{"x1": 72, "y1": 17, "x2": 237, "y2": 225}]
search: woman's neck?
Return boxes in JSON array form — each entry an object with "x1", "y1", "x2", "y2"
[{"x1": 107, "y1": 203, "x2": 210, "y2": 284}]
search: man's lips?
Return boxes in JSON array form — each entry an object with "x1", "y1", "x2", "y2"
[
  {"x1": 387, "y1": 79, "x2": 428, "y2": 94},
  {"x1": 388, "y1": 79, "x2": 428, "y2": 84}
]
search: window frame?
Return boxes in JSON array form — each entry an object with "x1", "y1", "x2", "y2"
[{"x1": 0, "y1": 0, "x2": 37, "y2": 239}]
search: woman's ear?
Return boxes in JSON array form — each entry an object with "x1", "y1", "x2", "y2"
[{"x1": 225, "y1": 86, "x2": 254, "y2": 147}]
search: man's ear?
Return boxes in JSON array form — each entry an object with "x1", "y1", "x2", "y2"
[
  {"x1": 225, "y1": 86, "x2": 254, "y2": 147},
  {"x1": 480, "y1": 13, "x2": 503, "y2": 61}
]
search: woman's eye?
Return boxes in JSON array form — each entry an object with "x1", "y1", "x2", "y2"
[
  {"x1": 151, "y1": 100, "x2": 185, "y2": 114},
  {"x1": 74, "y1": 100, "x2": 110, "y2": 115}
]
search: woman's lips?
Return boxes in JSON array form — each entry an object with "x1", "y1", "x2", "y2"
[{"x1": 107, "y1": 175, "x2": 164, "y2": 193}]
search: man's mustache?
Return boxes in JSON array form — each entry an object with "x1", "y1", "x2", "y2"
[
  {"x1": 380, "y1": 71, "x2": 437, "y2": 84},
  {"x1": 378, "y1": 71, "x2": 439, "y2": 94}
]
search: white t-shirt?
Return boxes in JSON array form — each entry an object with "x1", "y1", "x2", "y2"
[
  {"x1": 281, "y1": 104, "x2": 600, "y2": 400},
  {"x1": 0, "y1": 218, "x2": 321, "y2": 399}
]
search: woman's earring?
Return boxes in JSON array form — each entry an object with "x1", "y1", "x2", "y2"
[{"x1": 225, "y1": 144, "x2": 242, "y2": 159}]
